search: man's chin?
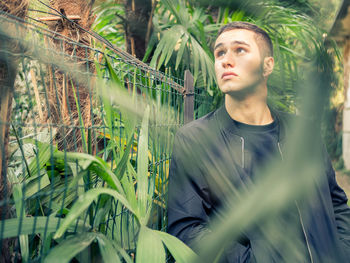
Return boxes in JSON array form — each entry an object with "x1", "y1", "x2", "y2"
[
  {"x1": 221, "y1": 86, "x2": 258, "y2": 100},
  {"x1": 221, "y1": 86, "x2": 247, "y2": 93}
]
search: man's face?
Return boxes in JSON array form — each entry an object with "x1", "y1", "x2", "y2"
[{"x1": 214, "y1": 29, "x2": 268, "y2": 95}]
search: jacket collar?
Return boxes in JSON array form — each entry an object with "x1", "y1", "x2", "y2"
[{"x1": 214, "y1": 105, "x2": 287, "y2": 143}]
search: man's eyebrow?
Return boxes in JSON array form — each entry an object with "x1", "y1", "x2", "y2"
[
  {"x1": 232, "y1": 40, "x2": 250, "y2": 47},
  {"x1": 214, "y1": 43, "x2": 223, "y2": 51},
  {"x1": 214, "y1": 40, "x2": 250, "y2": 51}
]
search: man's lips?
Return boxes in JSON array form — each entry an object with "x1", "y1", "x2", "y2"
[{"x1": 222, "y1": 72, "x2": 238, "y2": 79}]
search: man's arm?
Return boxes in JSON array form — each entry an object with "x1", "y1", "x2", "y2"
[
  {"x1": 167, "y1": 132, "x2": 212, "y2": 247},
  {"x1": 167, "y1": 132, "x2": 253, "y2": 262},
  {"x1": 324, "y1": 149, "x2": 350, "y2": 254}
]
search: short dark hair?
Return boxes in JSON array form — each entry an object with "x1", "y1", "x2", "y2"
[{"x1": 217, "y1": 21, "x2": 273, "y2": 57}]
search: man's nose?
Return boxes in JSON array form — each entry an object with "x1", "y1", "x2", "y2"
[{"x1": 222, "y1": 52, "x2": 235, "y2": 68}]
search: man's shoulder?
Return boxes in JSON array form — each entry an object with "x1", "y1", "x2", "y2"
[
  {"x1": 176, "y1": 109, "x2": 219, "y2": 139},
  {"x1": 272, "y1": 108, "x2": 294, "y2": 120},
  {"x1": 273, "y1": 109, "x2": 315, "y2": 128},
  {"x1": 271, "y1": 108, "x2": 297, "y2": 127}
]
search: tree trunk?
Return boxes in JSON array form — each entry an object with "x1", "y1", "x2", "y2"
[
  {"x1": 343, "y1": 39, "x2": 350, "y2": 169},
  {"x1": 45, "y1": 0, "x2": 96, "y2": 152},
  {"x1": 0, "y1": 1, "x2": 28, "y2": 261},
  {"x1": 124, "y1": 0, "x2": 153, "y2": 60}
]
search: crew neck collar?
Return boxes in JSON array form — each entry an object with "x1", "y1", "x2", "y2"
[
  {"x1": 214, "y1": 105, "x2": 285, "y2": 142},
  {"x1": 232, "y1": 118, "x2": 277, "y2": 133}
]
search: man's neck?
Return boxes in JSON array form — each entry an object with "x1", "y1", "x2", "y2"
[{"x1": 224, "y1": 87, "x2": 273, "y2": 125}]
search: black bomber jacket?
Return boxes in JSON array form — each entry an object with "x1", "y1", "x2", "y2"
[{"x1": 167, "y1": 106, "x2": 350, "y2": 262}]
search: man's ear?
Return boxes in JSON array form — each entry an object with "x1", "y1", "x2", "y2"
[{"x1": 263, "y1": 57, "x2": 274, "y2": 77}]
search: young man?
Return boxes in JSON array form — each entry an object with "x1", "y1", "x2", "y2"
[{"x1": 167, "y1": 22, "x2": 350, "y2": 262}]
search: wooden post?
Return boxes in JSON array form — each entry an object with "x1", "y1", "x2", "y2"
[
  {"x1": 183, "y1": 70, "x2": 194, "y2": 124},
  {"x1": 343, "y1": 38, "x2": 350, "y2": 169}
]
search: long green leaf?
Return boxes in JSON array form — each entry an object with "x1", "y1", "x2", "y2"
[
  {"x1": 71, "y1": 81, "x2": 88, "y2": 153},
  {"x1": 53, "y1": 188, "x2": 136, "y2": 239},
  {"x1": 105, "y1": 55, "x2": 124, "y2": 87},
  {"x1": 175, "y1": 33, "x2": 189, "y2": 70},
  {"x1": 7, "y1": 168, "x2": 29, "y2": 262},
  {"x1": 54, "y1": 151, "x2": 125, "y2": 195},
  {"x1": 42, "y1": 232, "x2": 53, "y2": 255},
  {"x1": 0, "y1": 217, "x2": 88, "y2": 239},
  {"x1": 23, "y1": 171, "x2": 50, "y2": 199},
  {"x1": 115, "y1": 131, "x2": 135, "y2": 179},
  {"x1": 23, "y1": 140, "x2": 52, "y2": 179},
  {"x1": 136, "y1": 226, "x2": 165, "y2": 263},
  {"x1": 67, "y1": 162, "x2": 85, "y2": 196},
  {"x1": 111, "y1": 241, "x2": 134, "y2": 263},
  {"x1": 155, "y1": 230, "x2": 198, "y2": 263},
  {"x1": 121, "y1": 162, "x2": 138, "y2": 212},
  {"x1": 95, "y1": 233, "x2": 122, "y2": 263},
  {"x1": 44, "y1": 232, "x2": 96, "y2": 263},
  {"x1": 159, "y1": 26, "x2": 184, "y2": 68},
  {"x1": 137, "y1": 105, "x2": 150, "y2": 222}
]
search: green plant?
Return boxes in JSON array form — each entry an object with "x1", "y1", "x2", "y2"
[{"x1": 43, "y1": 100, "x2": 196, "y2": 263}]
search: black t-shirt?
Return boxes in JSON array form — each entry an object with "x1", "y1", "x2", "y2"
[{"x1": 232, "y1": 118, "x2": 280, "y2": 180}]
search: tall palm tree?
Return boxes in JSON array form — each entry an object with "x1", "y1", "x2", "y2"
[
  {"x1": 43, "y1": 0, "x2": 96, "y2": 152},
  {"x1": 94, "y1": 0, "x2": 155, "y2": 60},
  {"x1": 124, "y1": 0, "x2": 154, "y2": 59},
  {"x1": 0, "y1": 1, "x2": 28, "y2": 261}
]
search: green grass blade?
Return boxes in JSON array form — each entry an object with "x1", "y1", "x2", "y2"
[
  {"x1": 44, "y1": 232, "x2": 96, "y2": 263},
  {"x1": 155, "y1": 230, "x2": 198, "y2": 263},
  {"x1": 7, "y1": 168, "x2": 29, "y2": 262},
  {"x1": 105, "y1": 55, "x2": 124, "y2": 87},
  {"x1": 27, "y1": 140, "x2": 52, "y2": 178},
  {"x1": 95, "y1": 233, "x2": 122, "y2": 263},
  {"x1": 121, "y1": 162, "x2": 138, "y2": 212},
  {"x1": 115, "y1": 131, "x2": 134, "y2": 179},
  {"x1": 42, "y1": 232, "x2": 53, "y2": 255},
  {"x1": 113, "y1": 242, "x2": 134, "y2": 263},
  {"x1": 53, "y1": 188, "x2": 136, "y2": 239},
  {"x1": 136, "y1": 226, "x2": 165, "y2": 263},
  {"x1": 137, "y1": 105, "x2": 150, "y2": 222},
  {"x1": 67, "y1": 162, "x2": 85, "y2": 196},
  {"x1": 71, "y1": 81, "x2": 88, "y2": 153}
]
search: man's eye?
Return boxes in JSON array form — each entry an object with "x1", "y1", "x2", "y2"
[
  {"x1": 216, "y1": 50, "x2": 225, "y2": 57},
  {"x1": 236, "y1": 48, "x2": 246, "y2": 54}
]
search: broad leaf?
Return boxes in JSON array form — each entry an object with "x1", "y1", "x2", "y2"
[
  {"x1": 95, "y1": 233, "x2": 122, "y2": 263},
  {"x1": 44, "y1": 232, "x2": 97, "y2": 263},
  {"x1": 53, "y1": 188, "x2": 136, "y2": 239},
  {"x1": 136, "y1": 226, "x2": 165, "y2": 263},
  {"x1": 54, "y1": 151, "x2": 125, "y2": 195},
  {"x1": 155, "y1": 230, "x2": 198, "y2": 263}
]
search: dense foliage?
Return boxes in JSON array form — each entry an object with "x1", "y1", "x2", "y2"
[{"x1": 0, "y1": 0, "x2": 345, "y2": 262}]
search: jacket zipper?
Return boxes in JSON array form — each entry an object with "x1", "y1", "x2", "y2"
[
  {"x1": 240, "y1": 137, "x2": 245, "y2": 168},
  {"x1": 277, "y1": 142, "x2": 314, "y2": 263}
]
